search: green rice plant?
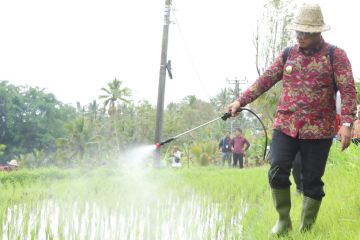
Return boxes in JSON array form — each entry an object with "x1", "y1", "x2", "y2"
[{"x1": 0, "y1": 145, "x2": 358, "y2": 239}]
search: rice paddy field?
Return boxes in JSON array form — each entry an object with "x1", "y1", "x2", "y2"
[{"x1": 0, "y1": 143, "x2": 359, "y2": 240}]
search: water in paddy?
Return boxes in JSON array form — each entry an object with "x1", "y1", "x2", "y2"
[
  {"x1": 2, "y1": 196, "x2": 246, "y2": 239},
  {"x1": 1, "y1": 145, "x2": 247, "y2": 239}
]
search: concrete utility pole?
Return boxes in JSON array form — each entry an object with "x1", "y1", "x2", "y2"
[
  {"x1": 227, "y1": 77, "x2": 247, "y2": 133},
  {"x1": 226, "y1": 77, "x2": 248, "y2": 99},
  {"x1": 155, "y1": 0, "x2": 172, "y2": 165}
]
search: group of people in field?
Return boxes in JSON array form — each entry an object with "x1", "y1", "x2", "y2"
[
  {"x1": 218, "y1": 128, "x2": 250, "y2": 168},
  {"x1": 169, "y1": 128, "x2": 251, "y2": 169}
]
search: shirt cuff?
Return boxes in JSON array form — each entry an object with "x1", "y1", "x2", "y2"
[{"x1": 341, "y1": 116, "x2": 354, "y2": 125}]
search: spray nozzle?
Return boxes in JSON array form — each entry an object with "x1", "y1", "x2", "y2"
[
  {"x1": 221, "y1": 112, "x2": 232, "y2": 121},
  {"x1": 155, "y1": 137, "x2": 176, "y2": 148},
  {"x1": 221, "y1": 108, "x2": 243, "y2": 121}
]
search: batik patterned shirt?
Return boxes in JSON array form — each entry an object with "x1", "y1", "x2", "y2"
[{"x1": 238, "y1": 38, "x2": 357, "y2": 139}]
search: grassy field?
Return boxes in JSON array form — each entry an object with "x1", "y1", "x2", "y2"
[
  {"x1": 242, "y1": 143, "x2": 360, "y2": 240},
  {"x1": 0, "y1": 143, "x2": 359, "y2": 239}
]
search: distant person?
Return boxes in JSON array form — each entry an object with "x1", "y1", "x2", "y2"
[
  {"x1": 352, "y1": 111, "x2": 360, "y2": 146},
  {"x1": 335, "y1": 114, "x2": 341, "y2": 133},
  {"x1": 218, "y1": 131, "x2": 232, "y2": 166},
  {"x1": 0, "y1": 164, "x2": 10, "y2": 171},
  {"x1": 231, "y1": 128, "x2": 250, "y2": 168},
  {"x1": 0, "y1": 159, "x2": 19, "y2": 171},
  {"x1": 171, "y1": 146, "x2": 182, "y2": 168},
  {"x1": 7, "y1": 159, "x2": 19, "y2": 169}
]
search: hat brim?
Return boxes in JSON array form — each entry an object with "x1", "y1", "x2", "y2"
[{"x1": 289, "y1": 23, "x2": 330, "y2": 33}]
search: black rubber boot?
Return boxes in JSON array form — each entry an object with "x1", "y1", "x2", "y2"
[
  {"x1": 300, "y1": 196, "x2": 322, "y2": 232},
  {"x1": 271, "y1": 188, "x2": 292, "y2": 235}
]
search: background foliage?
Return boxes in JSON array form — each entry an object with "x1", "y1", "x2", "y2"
[{"x1": 1, "y1": 0, "x2": 359, "y2": 168}]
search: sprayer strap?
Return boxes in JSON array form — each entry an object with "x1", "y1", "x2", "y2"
[{"x1": 282, "y1": 47, "x2": 292, "y2": 64}]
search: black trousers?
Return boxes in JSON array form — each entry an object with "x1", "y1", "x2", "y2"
[
  {"x1": 233, "y1": 153, "x2": 244, "y2": 168},
  {"x1": 292, "y1": 152, "x2": 302, "y2": 191},
  {"x1": 269, "y1": 130, "x2": 332, "y2": 200}
]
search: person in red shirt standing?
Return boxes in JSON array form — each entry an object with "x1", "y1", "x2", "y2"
[
  {"x1": 230, "y1": 128, "x2": 250, "y2": 168},
  {"x1": 335, "y1": 114, "x2": 341, "y2": 133},
  {"x1": 352, "y1": 111, "x2": 360, "y2": 146},
  {"x1": 227, "y1": 4, "x2": 357, "y2": 235}
]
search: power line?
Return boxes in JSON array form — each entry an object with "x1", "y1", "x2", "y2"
[
  {"x1": 226, "y1": 77, "x2": 248, "y2": 99},
  {"x1": 171, "y1": 9, "x2": 214, "y2": 103}
]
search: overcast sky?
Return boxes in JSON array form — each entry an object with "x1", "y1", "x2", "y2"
[{"x1": 0, "y1": 0, "x2": 359, "y2": 107}]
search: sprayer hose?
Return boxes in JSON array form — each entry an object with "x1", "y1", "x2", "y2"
[{"x1": 239, "y1": 107, "x2": 268, "y2": 162}]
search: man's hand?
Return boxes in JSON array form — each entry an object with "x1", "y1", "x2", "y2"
[
  {"x1": 337, "y1": 125, "x2": 352, "y2": 151},
  {"x1": 227, "y1": 100, "x2": 241, "y2": 117}
]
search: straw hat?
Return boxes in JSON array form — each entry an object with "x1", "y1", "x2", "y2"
[
  {"x1": 289, "y1": 3, "x2": 330, "y2": 33},
  {"x1": 7, "y1": 159, "x2": 19, "y2": 166}
]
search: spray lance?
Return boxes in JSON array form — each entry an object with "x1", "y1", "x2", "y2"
[{"x1": 155, "y1": 107, "x2": 268, "y2": 161}]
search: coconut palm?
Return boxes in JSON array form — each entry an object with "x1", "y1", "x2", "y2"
[
  {"x1": 99, "y1": 79, "x2": 132, "y2": 152},
  {"x1": 56, "y1": 117, "x2": 100, "y2": 165},
  {"x1": 99, "y1": 78, "x2": 132, "y2": 116},
  {"x1": 87, "y1": 100, "x2": 101, "y2": 121},
  {"x1": 211, "y1": 88, "x2": 235, "y2": 111}
]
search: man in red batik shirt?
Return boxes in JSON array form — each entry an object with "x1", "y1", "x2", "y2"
[
  {"x1": 227, "y1": 4, "x2": 357, "y2": 235},
  {"x1": 230, "y1": 128, "x2": 250, "y2": 168}
]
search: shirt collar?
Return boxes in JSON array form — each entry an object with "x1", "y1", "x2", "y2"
[{"x1": 298, "y1": 37, "x2": 325, "y2": 56}]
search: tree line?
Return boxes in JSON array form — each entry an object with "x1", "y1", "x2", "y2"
[
  {"x1": 1, "y1": 79, "x2": 358, "y2": 168},
  {"x1": 0, "y1": 79, "x2": 267, "y2": 167}
]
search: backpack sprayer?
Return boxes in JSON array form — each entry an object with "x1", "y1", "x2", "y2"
[{"x1": 155, "y1": 107, "x2": 268, "y2": 161}]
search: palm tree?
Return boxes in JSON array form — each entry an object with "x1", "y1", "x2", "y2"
[
  {"x1": 182, "y1": 95, "x2": 198, "y2": 108},
  {"x1": 211, "y1": 88, "x2": 235, "y2": 111},
  {"x1": 99, "y1": 79, "x2": 132, "y2": 152},
  {"x1": 99, "y1": 78, "x2": 132, "y2": 116},
  {"x1": 87, "y1": 100, "x2": 101, "y2": 121},
  {"x1": 56, "y1": 117, "x2": 98, "y2": 165}
]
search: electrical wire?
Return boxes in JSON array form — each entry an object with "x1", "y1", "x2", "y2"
[{"x1": 171, "y1": 8, "x2": 215, "y2": 104}]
